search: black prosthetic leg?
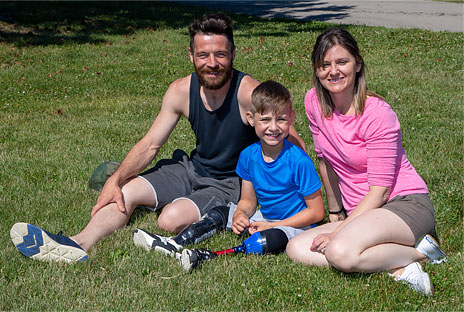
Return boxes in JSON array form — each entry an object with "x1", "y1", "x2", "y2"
[{"x1": 172, "y1": 205, "x2": 230, "y2": 247}]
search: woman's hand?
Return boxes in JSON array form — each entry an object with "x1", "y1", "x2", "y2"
[
  {"x1": 329, "y1": 211, "x2": 346, "y2": 222},
  {"x1": 248, "y1": 221, "x2": 273, "y2": 235},
  {"x1": 311, "y1": 232, "x2": 334, "y2": 254}
]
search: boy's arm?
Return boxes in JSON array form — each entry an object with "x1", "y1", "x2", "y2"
[
  {"x1": 232, "y1": 179, "x2": 257, "y2": 234},
  {"x1": 249, "y1": 189, "x2": 324, "y2": 234}
]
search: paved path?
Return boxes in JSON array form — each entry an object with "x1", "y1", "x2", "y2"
[{"x1": 168, "y1": 0, "x2": 463, "y2": 32}]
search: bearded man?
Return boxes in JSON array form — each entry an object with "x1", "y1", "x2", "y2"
[{"x1": 10, "y1": 14, "x2": 304, "y2": 263}]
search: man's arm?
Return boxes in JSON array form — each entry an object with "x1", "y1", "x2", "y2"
[
  {"x1": 288, "y1": 126, "x2": 306, "y2": 151},
  {"x1": 91, "y1": 77, "x2": 190, "y2": 216},
  {"x1": 231, "y1": 179, "x2": 257, "y2": 234}
]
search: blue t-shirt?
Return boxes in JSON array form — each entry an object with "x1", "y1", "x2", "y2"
[{"x1": 236, "y1": 139, "x2": 321, "y2": 220}]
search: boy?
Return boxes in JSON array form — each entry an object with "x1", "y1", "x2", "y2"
[{"x1": 133, "y1": 81, "x2": 324, "y2": 269}]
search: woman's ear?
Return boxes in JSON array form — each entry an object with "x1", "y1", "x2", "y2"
[{"x1": 246, "y1": 111, "x2": 254, "y2": 127}]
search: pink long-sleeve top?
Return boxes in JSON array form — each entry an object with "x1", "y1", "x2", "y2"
[{"x1": 305, "y1": 88, "x2": 428, "y2": 214}]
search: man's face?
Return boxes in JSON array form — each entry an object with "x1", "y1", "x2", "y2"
[{"x1": 189, "y1": 34, "x2": 235, "y2": 90}]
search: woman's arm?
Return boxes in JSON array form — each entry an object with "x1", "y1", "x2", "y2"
[{"x1": 318, "y1": 157, "x2": 345, "y2": 222}]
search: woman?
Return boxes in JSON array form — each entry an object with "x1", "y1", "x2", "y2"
[{"x1": 286, "y1": 28, "x2": 446, "y2": 296}]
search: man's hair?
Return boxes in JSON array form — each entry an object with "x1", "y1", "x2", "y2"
[
  {"x1": 311, "y1": 27, "x2": 381, "y2": 117},
  {"x1": 189, "y1": 14, "x2": 235, "y2": 52},
  {"x1": 251, "y1": 80, "x2": 292, "y2": 114}
]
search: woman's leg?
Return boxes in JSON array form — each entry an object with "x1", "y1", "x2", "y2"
[
  {"x1": 286, "y1": 221, "x2": 341, "y2": 267},
  {"x1": 325, "y1": 208, "x2": 426, "y2": 273}
]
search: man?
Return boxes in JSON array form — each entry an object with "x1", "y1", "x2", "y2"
[{"x1": 10, "y1": 14, "x2": 304, "y2": 263}]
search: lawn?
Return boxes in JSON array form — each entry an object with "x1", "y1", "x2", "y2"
[{"x1": 0, "y1": 1, "x2": 462, "y2": 311}]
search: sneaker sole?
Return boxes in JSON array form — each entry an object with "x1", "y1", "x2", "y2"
[
  {"x1": 10, "y1": 223, "x2": 88, "y2": 263},
  {"x1": 422, "y1": 271, "x2": 434, "y2": 296},
  {"x1": 133, "y1": 229, "x2": 178, "y2": 257},
  {"x1": 133, "y1": 229, "x2": 156, "y2": 251},
  {"x1": 180, "y1": 249, "x2": 196, "y2": 271}
]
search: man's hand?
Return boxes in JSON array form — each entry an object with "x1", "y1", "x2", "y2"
[
  {"x1": 311, "y1": 232, "x2": 334, "y2": 254},
  {"x1": 232, "y1": 211, "x2": 250, "y2": 235},
  {"x1": 91, "y1": 179, "x2": 125, "y2": 217},
  {"x1": 248, "y1": 221, "x2": 272, "y2": 235}
]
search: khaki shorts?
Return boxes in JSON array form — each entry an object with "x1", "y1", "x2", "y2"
[{"x1": 382, "y1": 193, "x2": 435, "y2": 241}]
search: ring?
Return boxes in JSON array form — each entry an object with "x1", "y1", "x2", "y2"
[{"x1": 321, "y1": 247, "x2": 326, "y2": 253}]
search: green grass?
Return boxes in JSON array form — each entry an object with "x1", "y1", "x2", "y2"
[{"x1": 1, "y1": 1, "x2": 463, "y2": 311}]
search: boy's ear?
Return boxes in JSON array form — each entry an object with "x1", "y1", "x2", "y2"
[
  {"x1": 290, "y1": 109, "x2": 296, "y2": 124},
  {"x1": 246, "y1": 111, "x2": 254, "y2": 127}
]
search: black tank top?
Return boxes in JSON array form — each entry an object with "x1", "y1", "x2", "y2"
[{"x1": 188, "y1": 69, "x2": 258, "y2": 178}]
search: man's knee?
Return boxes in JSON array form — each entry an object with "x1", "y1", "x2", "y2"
[{"x1": 157, "y1": 201, "x2": 200, "y2": 233}]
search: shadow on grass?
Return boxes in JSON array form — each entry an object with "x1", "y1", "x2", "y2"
[{"x1": 0, "y1": 1, "x2": 341, "y2": 47}]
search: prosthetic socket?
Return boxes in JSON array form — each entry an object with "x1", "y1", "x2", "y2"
[{"x1": 173, "y1": 205, "x2": 229, "y2": 246}]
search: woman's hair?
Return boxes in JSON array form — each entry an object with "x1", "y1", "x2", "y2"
[
  {"x1": 189, "y1": 14, "x2": 235, "y2": 52},
  {"x1": 251, "y1": 80, "x2": 292, "y2": 115},
  {"x1": 311, "y1": 27, "x2": 381, "y2": 117}
]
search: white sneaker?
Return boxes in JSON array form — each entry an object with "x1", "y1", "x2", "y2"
[
  {"x1": 415, "y1": 234, "x2": 447, "y2": 264},
  {"x1": 133, "y1": 228, "x2": 182, "y2": 256},
  {"x1": 393, "y1": 262, "x2": 434, "y2": 296}
]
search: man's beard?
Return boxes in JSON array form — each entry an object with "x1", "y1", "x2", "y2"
[{"x1": 195, "y1": 62, "x2": 233, "y2": 90}]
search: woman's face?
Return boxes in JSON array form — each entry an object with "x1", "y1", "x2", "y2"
[{"x1": 316, "y1": 44, "x2": 361, "y2": 97}]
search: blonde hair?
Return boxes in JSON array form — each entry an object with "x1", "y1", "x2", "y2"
[{"x1": 311, "y1": 28, "x2": 381, "y2": 117}]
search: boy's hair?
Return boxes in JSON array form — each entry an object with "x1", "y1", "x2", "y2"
[
  {"x1": 189, "y1": 14, "x2": 235, "y2": 52},
  {"x1": 251, "y1": 80, "x2": 292, "y2": 114}
]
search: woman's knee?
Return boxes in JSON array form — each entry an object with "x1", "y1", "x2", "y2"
[
  {"x1": 286, "y1": 235, "x2": 310, "y2": 263},
  {"x1": 325, "y1": 239, "x2": 359, "y2": 272}
]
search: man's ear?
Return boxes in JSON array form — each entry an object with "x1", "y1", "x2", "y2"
[
  {"x1": 246, "y1": 111, "x2": 254, "y2": 127},
  {"x1": 189, "y1": 48, "x2": 194, "y2": 64},
  {"x1": 231, "y1": 46, "x2": 236, "y2": 61}
]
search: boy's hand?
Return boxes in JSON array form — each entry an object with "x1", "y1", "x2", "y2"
[
  {"x1": 248, "y1": 221, "x2": 272, "y2": 235},
  {"x1": 232, "y1": 212, "x2": 250, "y2": 235}
]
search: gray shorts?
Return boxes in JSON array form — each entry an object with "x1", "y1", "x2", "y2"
[
  {"x1": 138, "y1": 149, "x2": 240, "y2": 218},
  {"x1": 381, "y1": 193, "x2": 435, "y2": 241},
  {"x1": 225, "y1": 203, "x2": 315, "y2": 240}
]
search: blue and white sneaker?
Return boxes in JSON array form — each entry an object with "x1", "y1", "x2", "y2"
[{"x1": 10, "y1": 222, "x2": 88, "y2": 263}]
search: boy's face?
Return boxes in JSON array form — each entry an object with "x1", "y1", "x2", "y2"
[{"x1": 246, "y1": 106, "x2": 295, "y2": 148}]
